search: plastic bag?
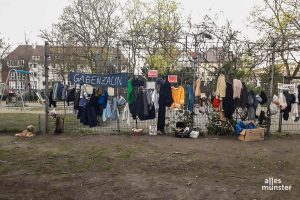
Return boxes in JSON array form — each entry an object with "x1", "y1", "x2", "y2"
[
  {"x1": 270, "y1": 102, "x2": 279, "y2": 115},
  {"x1": 190, "y1": 131, "x2": 199, "y2": 138},
  {"x1": 212, "y1": 97, "x2": 220, "y2": 109}
]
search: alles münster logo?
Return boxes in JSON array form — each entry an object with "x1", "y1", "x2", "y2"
[{"x1": 262, "y1": 177, "x2": 292, "y2": 191}]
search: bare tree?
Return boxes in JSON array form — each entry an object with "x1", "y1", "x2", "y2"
[
  {"x1": 250, "y1": 0, "x2": 300, "y2": 78},
  {"x1": 40, "y1": 0, "x2": 123, "y2": 74},
  {"x1": 0, "y1": 35, "x2": 10, "y2": 60}
]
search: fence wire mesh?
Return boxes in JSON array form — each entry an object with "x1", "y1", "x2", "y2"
[{"x1": 1, "y1": 71, "x2": 300, "y2": 135}]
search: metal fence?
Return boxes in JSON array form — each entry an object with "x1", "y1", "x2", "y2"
[
  {"x1": 51, "y1": 99, "x2": 300, "y2": 135},
  {"x1": 1, "y1": 71, "x2": 300, "y2": 135},
  {"x1": 0, "y1": 99, "x2": 300, "y2": 135}
]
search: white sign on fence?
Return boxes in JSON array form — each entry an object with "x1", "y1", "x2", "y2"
[{"x1": 278, "y1": 83, "x2": 296, "y2": 93}]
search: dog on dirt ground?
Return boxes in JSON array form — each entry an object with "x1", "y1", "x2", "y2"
[{"x1": 15, "y1": 125, "x2": 35, "y2": 137}]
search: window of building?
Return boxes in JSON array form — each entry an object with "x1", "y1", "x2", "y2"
[
  {"x1": 9, "y1": 81, "x2": 16, "y2": 89},
  {"x1": 19, "y1": 60, "x2": 25, "y2": 66},
  {"x1": 32, "y1": 56, "x2": 40, "y2": 61},
  {"x1": 42, "y1": 81, "x2": 46, "y2": 86},
  {"x1": 10, "y1": 72, "x2": 16, "y2": 79}
]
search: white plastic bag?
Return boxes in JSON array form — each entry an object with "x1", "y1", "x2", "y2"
[
  {"x1": 269, "y1": 102, "x2": 279, "y2": 115},
  {"x1": 190, "y1": 131, "x2": 200, "y2": 139},
  {"x1": 149, "y1": 125, "x2": 157, "y2": 135}
]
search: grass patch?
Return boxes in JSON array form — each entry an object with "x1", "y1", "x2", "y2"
[
  {"x1": 0, "y1": 113, "x2": 44, "y2": 133},
  {"x1": 116, "y1": 148, "x2": 135, "y2": 160},
  {"x1": 271, "y1": 131, "x2": 289, "y2": 138}
]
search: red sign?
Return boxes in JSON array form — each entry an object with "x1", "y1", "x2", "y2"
[
  {"x1": 168, "y1": 75, "x2": 177, "y2": 83},
  {"x1": 148, "y1": 70, "x2": 158, "y2": 78}
]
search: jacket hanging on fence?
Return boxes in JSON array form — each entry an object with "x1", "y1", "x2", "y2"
[
  {"x1": 127, "y1": 79, "x2": 135, "y2": 104},
  {"x1": 171, "y1": 86, "x2": 185, "y2": 108},
  {"x1": 260, "y1": 91, "x2": 268, "y2": 105},
  {"x1": 98, "y1": 91, "x2": 109, "y2": 109},
  {"x1": 233, "y1": 79, "x2": 243, "y2": 99},
  {"x1": 216, "y1": 74, "x2": 226, "y2": 98},
  {"x1": 103, "y1": 100, "x2": 112, "y2": 122},
  {"x1": 223, "y1": 82, "x2": 235, "y2": 119},
  {"x1": 49, "y1": 90, "x2": 57, "y2": 108},
  {"x1": 110, "y1": 97, "x2": 119, "y2": 121},
  {"x1": 53, "y1": 82, "x2": 63, "y2": 101},
  {"x1": 66, "y1": 88, "x2": 75, "y2": 106},
  {"x1": 157, "y1": 80, "x2": 173, "y2": 133},
  {"x1": 195, "y1": 79, "x2": 201, "y2": 97},
  {"x1": 62, "y1": 86, "x2": 68, "y2": 100},
  {"x1": 247, "y1": 90, "x2": 258, "y2": 120},
  {"x1": 86, "y1": 91, "x2": 99, "y2": 127},
  {"x1": 237, "y1": 82, "x2": 248, "y2": 108},
  {"x1": 282, "y1": 91, "x2": 293, "y2": 121},
  {"x1": 74, "y1": 90, "x2": 81, "y2": 110},
  {"x1": 298, "y1": 85, "x2": 300, "y2": 105}
]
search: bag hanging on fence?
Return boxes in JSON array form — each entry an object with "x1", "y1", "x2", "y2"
[
  {"x1": 212, "y1": 97, "x2": 220, "y2": 109},
  {"x1": 269, "y1": 102, "x2": 279, "y2": 115}
]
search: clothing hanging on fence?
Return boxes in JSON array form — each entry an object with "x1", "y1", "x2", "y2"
[
  {"x1": 233, "y1": 79, "x2": 243, "y2": 99},
  {"x1": 237, "y1": 82, "x2": 248, "y2": 108},
  {"x1": 195, "y1": 79, "x2": 201, "y2": 97},
  {"x1": 74, "y1": 90, "x2": 81, "y2": 110},
  {"x1": 260, "y1": 91, "x2": 268, "y2": 105},
  {"x1": 62, "y1": 86, "x2": 68, "y2": 100},
  {"x1": 122, "y1": 103, "x2": 131, "y2": 125},
  {"x1": 102, "y1": 100, "x2": 112, "y2": 122},
  {"x1": 216, "y1": 74, "x2": 226, "y2": 98},
  {"x1": 282, "y1": 91, "x2": 293, "y2": 121},
  {"x1": 66, "y1": 88, "x2": 75, "y2": 106},
  {"x1": 98, "y1": 91, "x2": 109, "y2": 109},
  {"x1": 247, "y1": 90, "x2": 258, "y2": 120},
  {"x1": 157, "y1": 80, "x2": 173, "y2": 133},
  {"x1": 186, "y1": 84, "x2": 195, "y2": 112},
  {"x1": 127, "y1": 79, "x2": 135, "y2": 104},
  {"x1": 132, "y1": 78, "x2": 145, "y2": 87},
  {"x1": 53, "y1": 82, "x2": 63, "y2": 101},
  {"x1": 49, "y1": 90, "x2": 57, "y2": 108},
  {"x1": 151, "y1": 89, "x2": 159, "y2": 112},
  {"x1": 110, "y1": 97, "x2": 119, "y2": 121},
  {"x1": 297, "y1": 85, "x2": 300, "y2": 105},
  {"x1": 171, "y1": 86, "x2": 185, "y2": 108},
  {"x1": 223, "y1": 82, "x2": 235, "y2": 119},
  {"x1": 108, "y1": 87, "x2": 115, "y2": 96}
]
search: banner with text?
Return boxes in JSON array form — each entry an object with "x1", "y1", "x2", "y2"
[{"x1": 69, "y1": 72, "x2": 128, "y2": 88}]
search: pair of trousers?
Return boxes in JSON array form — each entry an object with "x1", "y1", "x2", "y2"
[{"x1": 157, "y1": 105, "x2": 166, "y2": 132}]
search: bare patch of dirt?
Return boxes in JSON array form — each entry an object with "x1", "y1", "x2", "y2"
[{"x1": 0, "y1": 134, "x2": 299, "y2": 199}]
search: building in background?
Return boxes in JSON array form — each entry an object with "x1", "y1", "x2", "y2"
[{"x1": 1, "y1": 44, "x2": 129, "y2": 91}]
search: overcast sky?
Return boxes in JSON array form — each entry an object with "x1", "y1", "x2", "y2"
[{"x1": 0, "y1": 0, "x2": 263, "y2": 48}]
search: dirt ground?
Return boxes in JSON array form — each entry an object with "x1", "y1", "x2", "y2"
[{"x1": 0, "y1": 133, "x2": 299, "y2": 200}]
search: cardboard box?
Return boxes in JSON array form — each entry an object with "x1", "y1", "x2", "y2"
[{"x1": 238, "y1": 128, "x2": 265, "y2": 142}]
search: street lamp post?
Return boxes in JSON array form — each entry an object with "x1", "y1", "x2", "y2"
[{"x1": 44, "y1": 41, "x2": 49, "y2": 134}]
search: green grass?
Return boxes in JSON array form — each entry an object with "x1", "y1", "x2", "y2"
[
  {"x1": 0, "y1": 142, "x2": 138, "y2": 176},
  {"x1": 116, "y1": 148, "x2": 135, "y2": 160},
  {"x1": 0, "y1": 113, "x2": 43, "y2": 133},
  {"x1": 271, "y1": 131, "x2": 289, "y2": 138}
]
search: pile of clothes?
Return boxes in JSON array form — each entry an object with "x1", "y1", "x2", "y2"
[{"x1": 278, "y1": 89, "x2": 299, "y2": 121}]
